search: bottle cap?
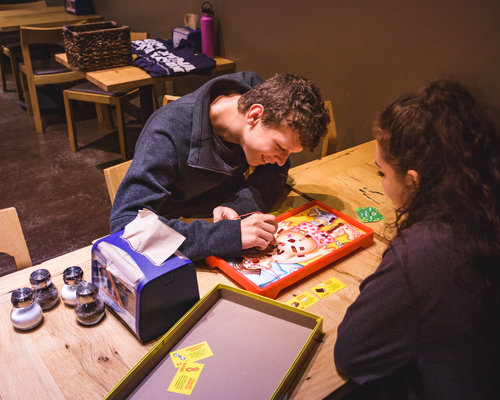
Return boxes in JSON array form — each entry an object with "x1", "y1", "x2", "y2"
[
  {"x1": 201, "y1": 1, "x2": 214, "y2": 16},
  {"x1": 11, "y1": 287, "x2": 35, "y2": 308},
  {"x1": 29, "y1": 269, "x2": 51, "y2": 288},
  {"x1": 63, "y1": 266, "x2": 84, "y2": 285},
  {"x1": 76, "y1": 281, "x2": 98, "y2": 304}
]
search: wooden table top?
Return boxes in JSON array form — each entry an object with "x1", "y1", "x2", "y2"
[
  {"x1": 0, "y1": 6, "x2": 102, "y2": 32},
  {"x1": 55, "y1": 53, "x2": 236, "y2": 93},
  {"x1": 0, "y1": 140, "x2": 393, "y2": 399}
]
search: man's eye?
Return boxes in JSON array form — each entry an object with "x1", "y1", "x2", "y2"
[{"x1": 377, "y1": 171, "x2": 385, "y2": 177}]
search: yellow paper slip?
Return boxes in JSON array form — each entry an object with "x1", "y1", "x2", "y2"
[
  {"x1": 312, "y1": 277, "x2": 346, "y2": 299},
  {"x1": 167, "y1": 361, "x2": 204, "y2": 395},
  {"x1": 286, "y1": 290, "x2": 319, "y2": 310},
  {"x1": 170, "y1": 341, "x2": 214, "y2": 368}
]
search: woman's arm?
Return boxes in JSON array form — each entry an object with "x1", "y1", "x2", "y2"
[{"x1": 334, "y1": 244, "x2": 418, "y2": 385}]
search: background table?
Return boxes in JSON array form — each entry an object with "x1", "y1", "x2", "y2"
[
  {"x1": 0, "y1": 6, "x2": 102, "y2": 32},
  {"x1": 0, "y1": 140, "x2": 393, "y2": 399}
]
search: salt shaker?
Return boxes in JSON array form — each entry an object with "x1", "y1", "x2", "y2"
[
  {"x1": 75, "y1": 281, "x2": 105, "y2": 326},
  {"x1": 10, "y1": 287, "x2": 43, "y2": 331},
  {"x1": 30, "y1": 268, "x2": 59, "y2": 310},
  {"x1": 61, "y1": 266, "x2": 83, "y2": 306}
]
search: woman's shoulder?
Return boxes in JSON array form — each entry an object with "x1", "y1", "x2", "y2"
[
  {"x1": 386, "y1": 221, "x2": 467, "y2": 281},
  {"x1": 392, "y1": 221, "x2": 454, "y2": 250}
]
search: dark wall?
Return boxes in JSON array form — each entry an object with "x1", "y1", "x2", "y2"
[{"x1": 93, "y1": 0, "x2": 500, "y2": 151}]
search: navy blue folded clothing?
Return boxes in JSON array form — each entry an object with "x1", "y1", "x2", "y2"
[{"x1": 131, "y1": 38, "x2": 216, "y2": 77}]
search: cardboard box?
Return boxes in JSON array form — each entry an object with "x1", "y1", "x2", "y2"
[{"x1": 105, "y1": 284, "x2": 323, "y2": 399}]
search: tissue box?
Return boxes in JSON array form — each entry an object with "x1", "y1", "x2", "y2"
[
  {"x1": 91, "y1": 231, "x2": 200, "y2": 343},
  {"x1": 172, "y1": 26, "x2": 201, "y2": 51},
  {"x1": 64, "y1": 0, "x2": 94, "y2": 15}
]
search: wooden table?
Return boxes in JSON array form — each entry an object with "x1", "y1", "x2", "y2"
[
  {"x1": 0, "y1": 5, "x2": 102, "y2": 32},
  {"x1": 0, "y1": 140, "x2": 393, "y2": 399},
  {"x1": 55, "y1": 52, "x2": 236, "y2": 123}
]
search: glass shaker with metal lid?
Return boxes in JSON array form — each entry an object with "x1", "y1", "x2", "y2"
[
  {"x1": 75, "y1": 281, "x2": 105, "y2": 326},
  {"x1": 10, "y1": 287, "x2": 44, "y2": 330},
  {"x1": 61, "y1": 266, "x2": 83, "y2": 306},
  {"x1": 30, "y1": 268, "x2": 59, "y2": 310}
]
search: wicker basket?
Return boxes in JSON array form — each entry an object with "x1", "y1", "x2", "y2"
[{"x1": 62, "y1": 21, "x2": 132, "y2": 72}]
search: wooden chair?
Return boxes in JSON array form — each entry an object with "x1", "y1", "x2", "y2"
[
  {"x1": 0, "y1": 1, "x2": 47, "y2": 95},
  {"x1": 103, "y1": 160, "x2": 132, "y2": 203},
  {"x1": 1, "y1": 39, "x2": 23, "y2": 98},
  {"x1": 162, "y1": 94, "x2": 180, "y2": 106},
  {"x1": 288, "y1": 100, "x2": 338, "y2": 166},
  {"x1": 320, "y1": 100, "x2": 338, "y2": 157},
  {"x1": 19, "y1": 25, "x2": 83, "y2": 133},
  {"x1": 63, "y1": 32, "x2": 158, "y2": 160},
  {"x1": 0, "y1": 207, "x2": 31, "y2": 270}
]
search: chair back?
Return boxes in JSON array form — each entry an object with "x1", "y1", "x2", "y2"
[
  {"x1": 130, "y1": 32, "x2": 148, "y2": 41},
  {"x1": 103, "y1": 160, "x2": 132, "y2": 203},
  {"x1": 20, "y1": 24, "x2": 65, "y2": 46},
  {"x1": 289, "y1": 100, "x2": 338, "y2": 166},
  {"x1": 19, "y1": 24, "x2": 86, "y2": 133},
  {"x1": 0, "y1": 207, "x2": 31, "y2": 270},
  {"x1": 320, "y1": 100, "x2": 338, "y2": 157},
  {"x1": 20, "y1": 25, "x2": 65, "y2": 78},
  {"x1": 162, "y1": 94, "x2": 180, "y2": 106}
]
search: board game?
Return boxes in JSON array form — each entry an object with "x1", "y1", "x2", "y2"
[{"x1": 206, "y1": 200, "x2": 374, "y2": 299}]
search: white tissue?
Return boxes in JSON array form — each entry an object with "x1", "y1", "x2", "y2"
[{"x1": 122, "y1": 209, "x2": 186, "y2": 266}]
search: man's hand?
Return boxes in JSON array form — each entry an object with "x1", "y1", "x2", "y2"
[
  {"x1": 240, "y1": 214, "x2": 277, "y2": 250},
  {"x1": 213, "y1": 206, "x2": 239, "y2": 222}
]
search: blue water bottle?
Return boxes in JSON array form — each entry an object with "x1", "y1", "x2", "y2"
[{"x1": 201, "y1": 1, "x2": 215, "y2": 58}]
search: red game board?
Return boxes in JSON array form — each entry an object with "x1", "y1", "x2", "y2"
[{"x1": 206, "y1": 200, "x2": 374, "y2": 298}]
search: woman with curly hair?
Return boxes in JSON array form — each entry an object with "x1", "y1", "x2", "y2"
[{"x1": 334, "y1": 81, "x2": 500, "y2": 399}]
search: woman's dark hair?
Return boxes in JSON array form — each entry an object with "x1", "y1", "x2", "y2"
[
  {"x1": 374, "y1": 80, "x2": 500, "y2": 268},
  {"x1": 238, "y1": 73, "x2": 330, "y2": 151}
]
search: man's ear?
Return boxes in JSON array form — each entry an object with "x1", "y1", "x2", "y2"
[
  {"x1": 406, "y1": 169, "x2": 420, "y2": 188},
  {"x1": 246, "y1": 104, "x2": 264, "y2": 125}
]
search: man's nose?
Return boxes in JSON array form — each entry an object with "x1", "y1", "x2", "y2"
[{"x1": 276, "y1": 153, "x2": 289, "y2": 166}]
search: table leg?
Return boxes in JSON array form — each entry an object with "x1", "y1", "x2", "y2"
[{"x1": 139, "y1": 84, "x2": 153, "y2": 125}]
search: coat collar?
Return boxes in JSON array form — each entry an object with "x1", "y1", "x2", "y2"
[{"x1": 187, "y1": 72, "x2": 262, "y2": 175}]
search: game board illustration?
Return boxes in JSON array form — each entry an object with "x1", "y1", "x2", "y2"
[{"x1": 206, "y1": 201, "x2": 374, "y2": 298}]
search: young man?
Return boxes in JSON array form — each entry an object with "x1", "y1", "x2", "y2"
[{"x1": 110, "y1": 71, "x2": 329, "y2": 261}]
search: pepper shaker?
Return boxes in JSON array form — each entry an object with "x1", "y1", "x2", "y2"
[
  {"x1": 10, "y1": 287, "x2": 44, "y2": 331},
  {"x1": 61, "y1": 266, "x2": 83, "y2": 306},
  {"x1": 75, "y1": 281, "x2": 105, "y2": 326},
  {"x1": 30, "y1": 269, "x2": 59, "y2": 310}
]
